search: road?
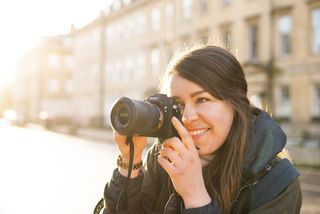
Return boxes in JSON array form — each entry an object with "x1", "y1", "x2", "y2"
[
  {"x1": 0, "y1": 123, "x2": 118, "y2": 214},
  {"x1": 0, "y1": 122, "x2": 319, "y2": 214},
  {"x1": 299, "y1": 170, "x2": 320, "y2": 214}
]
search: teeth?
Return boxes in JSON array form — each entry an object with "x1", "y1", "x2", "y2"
[{"x1": 189, "y1": 129, "x2": 208, "y2": 136}]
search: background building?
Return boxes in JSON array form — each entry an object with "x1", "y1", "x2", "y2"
[
  {"x1": 15, "y1": 35, "x2": 74, "y2": 127},
  {"x1": 14, "y1": 0, "x2": 320, "y2": 141},
  {"x1": 94, "y1": 0, "x2": 319, "y2": 139},
  {"x1": 70, "y1": 19, "x2": 105, "y2": 127}
]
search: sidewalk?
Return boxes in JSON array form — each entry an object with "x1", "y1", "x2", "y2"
[
  {"x1": 287, "y1": 138, "x2": 320, "y2": 167},
  {"x1": 25, "y1": 123, "x2": 114, "y2": 143},
  {"x1": 26, "y1": 123, "x2": 320, "y2": 167},
  {"x1": 287, "y1": 145, "x2": 320, "y2": 167},
  {"x1": 75, "y1": 127, "x2": 114, "y2": 143},
  {"x1": 73, "y1": 127, "x2": 320, "y2": 167}
]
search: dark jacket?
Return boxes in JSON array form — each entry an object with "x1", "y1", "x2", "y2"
[{"x1": 103, "y1": 109, "x2": 302, "y2": 213}]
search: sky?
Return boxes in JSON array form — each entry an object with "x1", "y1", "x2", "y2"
[{"x1": 0, "y1": 0, "x2": 112, "y2": 88}]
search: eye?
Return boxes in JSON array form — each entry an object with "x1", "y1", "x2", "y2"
[
  {"x1": 176, "y1": 101, "x2": 185, "y2": 111},
  {"x1": 196, "y1": 97, "x2": 210, "y2": 104}
]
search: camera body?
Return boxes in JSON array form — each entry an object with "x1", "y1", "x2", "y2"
[{"x1": 110, "y1": 93, "x2": 181, "y2": 140}]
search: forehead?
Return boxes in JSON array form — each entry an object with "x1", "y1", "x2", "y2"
[{"x1": 167, "y1": 73, "x2": 204, "y2": 96}]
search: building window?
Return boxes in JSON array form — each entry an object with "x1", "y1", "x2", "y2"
[
  {"x1": 48, "y1": 79, "x2": 60, "y2": 94},
  {"x1": 278, "y1": 15, "x2": 292, "y2": 56},
  {"x1": 65, "y1": 80, "x2": 74, "y2": 94},
  {"x1": 138, "y1": 14, "x2": 147, "y2": 35},
  {"x1": 221, "y1": 29, "x2": 232, "y2": 47},
  {"x1": 281, "y1": 86, "x2": 290, "y2": 102},
  {"x1": 166, "y1": 2, "x2": 174, "y2": 28},
  {"x1": 64, "y1": 56, "x2": 74, "y2": 70},
  {"x1": 124, "y1": 57, "x2": 133, "y2": 82},
  {"x1": 222, "y1": 0, "x2": 232, "y2": 6},
  {"x1": 150, "y1": 47, "x2": 160, "y2": 76},
  {"x1": 312, "y1": 84, "x2": 320, "y2": 116},
  {"x1": 277, "y1": 85, "x2": 291, "y2": 117},
  {"x1": 123, "y1": 0, "x2": 132, "y2": 6},
  {"x1": 248, "y1": 24, "x2": 259, "y2": 60},
  {"x1": 199, "y1": 0, "x2": 208, "y2": 14},
  {"x1": 151, "y1": 8, "x2": 160, "y2": 32},
  {"x1": 48, "y1": 54, "x2": 60, "y2": 69},
  {"x1": 115, "y1": 60, "x2": 123, "y2": 83},
  {"x1": 136, "y1": 52, "x2": 146, "y2": 79},
  {"x1": 106, "y1": 27, "x2": 113, "y2": 45},
  {"x1": 166, "y1": 2, "x2": 174, "y2": 18},
  {"x1": 105, "y1": 62, "x2": 115, "y2": 83},
  {"x1": 312, "y1": 8, "x2": 320, "y2": 54},
  {"x1": 183, "y1": 0, "x2": 192, "y2": 20}
]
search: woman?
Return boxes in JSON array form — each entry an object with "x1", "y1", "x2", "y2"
[{"x1": 102, "y1": 45, "x2": 302, "y2": 213}]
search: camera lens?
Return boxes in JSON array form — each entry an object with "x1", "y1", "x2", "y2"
[
  {"x1": 118, "y1": 107, "x2": 130, "y2": 125},
  {"x1": 110, "y1": 97, "x2": 162, "y2": 136}
]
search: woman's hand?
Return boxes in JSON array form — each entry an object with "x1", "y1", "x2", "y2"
[
  {"x1": 157, "y1": 117, "x2": 211, "y2": 208},
  {"x1": 113, "y1": 132, "x2": 148, "y2": 177}
]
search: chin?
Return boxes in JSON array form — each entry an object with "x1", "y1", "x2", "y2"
[{"x1": 197, "y1": 148, "x2": 210, "y2": 156}]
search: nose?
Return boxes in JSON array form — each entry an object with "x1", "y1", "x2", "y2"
[{"x1": 181, "y1": 104, "x2": 198, "y2": 125}]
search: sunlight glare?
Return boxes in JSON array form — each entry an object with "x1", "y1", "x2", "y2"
[{"x1": 0, "y1": 0, "x2": 112, "y2": 88}]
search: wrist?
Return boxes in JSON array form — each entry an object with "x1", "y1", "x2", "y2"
[
  {"x1": 117, "y1": 155, "x2": 142, "y2": 170},
  {"x1": 183, "y1": 193, "x2": 211, "y2": 209},
  {"x1": 120, "y1": 152, "x2": 143, "y2": 164},
  {"x1": 118, "y1": 167, "x2": 141, "y2": 178}
]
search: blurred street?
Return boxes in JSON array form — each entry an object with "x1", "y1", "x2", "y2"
[
  {"x1": 0, "y1": 122, "x2": 319, "y2": 214},
  {"x1": 0, "y1": 122, "x2": 118, "y2": 214}
]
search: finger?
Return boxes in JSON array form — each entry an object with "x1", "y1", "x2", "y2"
[
  {"x1": 132, "y1": 136, "x2": 148, "y2": 144},
  {"x1": 162, "y1": 137, "x2": 188, "y2": 159},
  {"x1": 132, "y1": 136, "x2": 148, "y2": 151},
  {"x1": 113, "y1": 132, "x2": 127, "y2": 145},
  {"x1": 160, "y1": 147, "x2": 183, "y2": 167},
  {"x1": 172, "y1": 117, "x2": 196, "y2": 151},
  {"x1": 157, "y1": 155, "x2": 177, "y2": 175}
]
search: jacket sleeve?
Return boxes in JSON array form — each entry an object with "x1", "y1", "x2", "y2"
[
  {"x1": 103, "y1": 168, "x2": 144, "y2": 214},
  {"x1": 103, "y1": 142, "x2": 163, "y2": 214},
  {"x1": 249, "y1": 177, "x2": 302, "y2": 214},
  {"x1": 182, "y1": 201, "x2": 221, "y2": 214}
]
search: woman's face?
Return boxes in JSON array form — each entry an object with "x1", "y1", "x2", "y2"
[{"x1": 167, "y1": 73, "x2": 234, "y2": 156}]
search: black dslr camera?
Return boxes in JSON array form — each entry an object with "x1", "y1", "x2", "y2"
[{"x1": 110, "y1": 93, "x2": 181, "y2": 139}]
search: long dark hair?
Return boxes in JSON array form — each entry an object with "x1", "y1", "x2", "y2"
[{"x1": 162, "y1": 45, "x2": 252, "y2": 213}]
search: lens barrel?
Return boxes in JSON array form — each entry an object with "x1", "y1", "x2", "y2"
[{"x1": 110, "y1": 97, "x2": 162, "y2": 136}]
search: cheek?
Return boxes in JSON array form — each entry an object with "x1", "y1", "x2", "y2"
[
  {"x1": 202, "y1": 104, "x2": 234, "y2": 136},
  {"x1": 212, "y1": 114, "x2": 232, "y2": 133},
  {"x1": 218, "y1": 108, "x2": 234, "y2": 135},
  {"x1": 220, "y1": 107, "x2": 234, "y2": 131}
]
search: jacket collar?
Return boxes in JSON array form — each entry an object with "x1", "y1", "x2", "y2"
[{"x1": 244, "y1": 109, "x2": 286, "y2": 174}]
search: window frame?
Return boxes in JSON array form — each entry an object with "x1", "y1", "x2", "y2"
[
  {"x1": 311, "y1": 7, "x2": 320, "y2": 55},
  {"x1": 277, "y1": 15, "x2": 292, "y2": 57},
  {"x1": 246, "y1": 17, "x2": 260, "y2": 61}
]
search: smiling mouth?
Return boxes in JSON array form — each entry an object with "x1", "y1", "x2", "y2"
[{"x1": 189, "y1": 128, "x2": 210, "y2": 137}]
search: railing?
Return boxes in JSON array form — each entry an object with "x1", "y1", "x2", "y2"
[{"x1": 280, "y1": 121, "x2": 320, "y2": 146}]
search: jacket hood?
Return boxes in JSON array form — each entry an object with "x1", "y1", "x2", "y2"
[{"x1": 244, "y1": 109, "x2": 287, "y2": 174}]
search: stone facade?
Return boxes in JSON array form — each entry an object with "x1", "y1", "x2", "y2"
[
  {"x1": 15, "y1": 36, "x2": 74, "y2": 127},
  {"x1": 96, "y1": 0, "x2": 320, "y2": 137},
  {"x1": 15, "y1": 0, "x2": 320, "y2": 138}
]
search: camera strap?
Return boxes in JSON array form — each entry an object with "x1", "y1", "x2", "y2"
[{"x1": 116, "y1": 136, "x2": 134, "y2": 211}]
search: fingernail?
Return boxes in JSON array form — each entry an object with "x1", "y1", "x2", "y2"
[{"x1": 172, "y1": 117, "x2": 178, "y2": 124}]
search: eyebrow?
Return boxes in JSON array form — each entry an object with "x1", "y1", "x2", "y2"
[
  {"x1": 190, "y1": 90, "x2": 206, "y2": 98},
  {"x1": 171, "y1": 90, "x2": 206, "y2": 100}
]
